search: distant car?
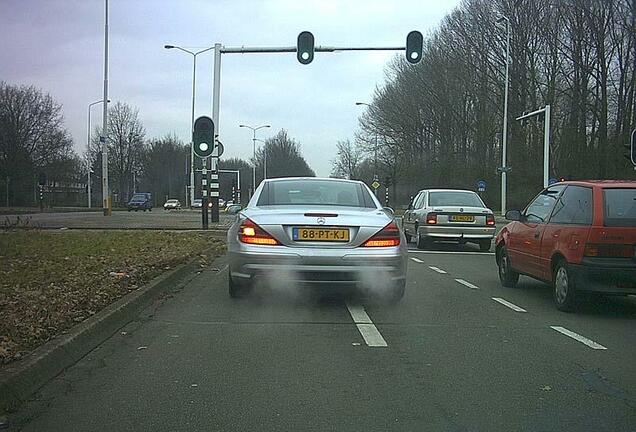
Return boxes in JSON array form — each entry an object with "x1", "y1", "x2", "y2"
[
  {"x1": 163, "y1": 199, "x2": 181, "y2": 210},
  {"x1": 402, "y1": 189, "x2": 495, "y2": 251},
  {"x1": 192, "y1": 199, "x2": 202, "y2": 209},
  {"x1": 127, "y1": 192, "x2": 152, "y2": 212},
  {"x1": 227, "y1": 177, "x2": 408, "y2": 302},
  {"x1": 219, "y1": 198, "x2": 226, "y2": 208},
  {"x1": 496, "y1": 180, "x2": 636, "y2": 312}
]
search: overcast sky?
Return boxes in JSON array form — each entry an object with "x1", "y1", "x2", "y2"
[{"x1": 0, "y1": 0, "x2": 460, "y2": 177}]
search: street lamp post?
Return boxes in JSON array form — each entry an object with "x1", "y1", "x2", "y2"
[
  {"x1": 255, "y1": 138, "x2": 267, "y2": 180},
  {"x1": 101, "y1": 0, "x2": 110, "y2": 216},
  {"x1": 239, "y1": 124, "x2": 270, "y2": 196},
  {"x1": 87, "y1": 99, "x2": 109, "y2": 208},
  {"x1": 497, "y1": 16, "x2": 511, "y2": 215},
  {"x1": 355, "y1": 102, "x2": 379, "y2": 196},
  {"x1": 516, "y1": 105, "x2": 551, "y2": 188},
  {"x1": 164, "y1": 44, "x2": 215, "y2": 207}
]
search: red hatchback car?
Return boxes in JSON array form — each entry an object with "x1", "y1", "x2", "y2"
[{"x1": 495, "y1": 181, "x2": 636, "y2": 311}]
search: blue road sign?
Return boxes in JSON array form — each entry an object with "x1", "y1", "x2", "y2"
[
  {"x1": 477, "y1": 180, "x2": 486, "y2": 192},
  {"x1": 548, "y1": 178, "x2": 558, "y2": 185}
]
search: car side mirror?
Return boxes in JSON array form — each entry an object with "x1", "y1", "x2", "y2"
[
  {"x1": 505, "y1": 209, "x2": 522, "y2": 221},
  {"x1": 382, "y1": 207, "x2": 395, "y2": 216}
]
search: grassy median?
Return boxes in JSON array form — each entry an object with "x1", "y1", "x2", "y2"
[{"x1": 0, "y1": 230, "x2": 225, "y2": 365}]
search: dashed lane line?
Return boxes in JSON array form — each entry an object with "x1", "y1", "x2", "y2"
[
  {"x1": 410, "y1": 257, "x2": 424, "y2": 263},
  {"x1": 455, "y1": 278, "x2": 479, "y2": 290},
  {"x1": 428, "y1": 266, "x2": 447, "y2": 274},
  {"x1": 550, "y1": 326, "x2": 607, "y2": 350},
  {"x1": 492, "y1": 297, "x2": 527, "y2": 312},
  {"x1": 346, "y1": 304, "x2": 387, "y2": 347}
]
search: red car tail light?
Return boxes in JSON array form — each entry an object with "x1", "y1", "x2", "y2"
[
  {"x1": 486, "y1": 214, "x2": 495, "y2": 226},
  {"x1": 584, "y1": 243, "x2": 633, "y2": 258},
  {"x1": 426, "y1": 213, "x2": 437, "y2": 224},
  {"x1": 239, "y1": 218, "x2": 280, "y2": 246},
  {"x1": 363, "y1": 221, "x2": 401, "y2": 247}
]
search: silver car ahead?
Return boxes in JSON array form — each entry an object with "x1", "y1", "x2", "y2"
[
  {"x1": 402, "y1": 189, "x2": 496, "y2": 251},
  {"x1": 227, "y1": 177, "x2": 408, "y2": 302}
]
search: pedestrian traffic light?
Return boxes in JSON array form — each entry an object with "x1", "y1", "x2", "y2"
[
  {"x1": 405, "y1": 31, "x2": 423, "y2": 64},
  {"x1": 297, "y1": 31, "x2": 314, "y2": 65},
  {"x1": 193, "y1": 116, "x2": 215, "y2": 158}
]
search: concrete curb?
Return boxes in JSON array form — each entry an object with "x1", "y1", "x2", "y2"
[{"x1": 0, "y1": 257, "x2": 202, "y2": 414}]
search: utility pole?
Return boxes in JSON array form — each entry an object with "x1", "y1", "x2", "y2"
[
  {"x1": 101, "y1": 0, "x2": 110, "y2": 216},
  {"x1": 497, "y1": 16, "x2": 511, "y2": 215}
]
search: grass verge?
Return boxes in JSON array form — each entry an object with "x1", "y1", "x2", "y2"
[{"x1": 0, "y1": 230, "x2": 224, "y2": 365}]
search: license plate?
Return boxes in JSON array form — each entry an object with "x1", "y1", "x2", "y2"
[
  {"x1": 292, "y1": 227, "x2": 349, "y2": 242},
  {"x1": 449, "y1": 215, "x2": 475, "y2": 222}
]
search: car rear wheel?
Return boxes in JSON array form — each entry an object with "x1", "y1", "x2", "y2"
[
  {"x1": 416, "y1": 234, "x2": 431, "y2": 250},
  {"x1": 553, "y1": 260, "x2": 578, "y2": 312},
  {"x1": 479, "y1": 240, "x2": 491, "y2": 252},
  {"x1": 497, "y1": 246, "x2": 519, "y2": 288},
  {"x1": 228, "y1": 272, "x2": 251, "y2": 298}
]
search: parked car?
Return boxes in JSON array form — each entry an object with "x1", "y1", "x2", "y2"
[
  {"x1": 127, "y1": 192, "x2": 152, "y2": 212},
  {"x1": 402, "y1": 189, "x2": 495, "y2": 251},
  {"x1": 191, "y1": 199, "x2": 202, "y2": 209},
  {"x1": 163, "y1": 199, "x2": 181, "y2": 210},
  {"x1": 226, "y1": 177, "x2": 408, "y2": 302},
  {"x1": 495, "y1": 180, "x2": 636, "y2": 312}
]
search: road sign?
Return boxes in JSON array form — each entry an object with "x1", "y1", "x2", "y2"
[
  {"x1": 371, "y1": 180, "x2": 381, "y2": 190},
  {"x1": 476, "y1": 180, "x2": 486, "y2": 192},
  {"x1": 548, "y1": 177, "x2": 558, "y2": 185},
  {"x1": 193, "y1": 116, "x2": 215, "y2": 158},
  {"x1": 631, "y1": 129, "x2": 636, "y2": 166},
  {"x1": 215, "y1": 141, "x2": 224, "y2": 157}
]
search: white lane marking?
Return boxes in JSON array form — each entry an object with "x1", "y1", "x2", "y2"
[
  {"x1": 492, "y1": 297, "x2": 527, "y2": 312},
  {"x1": 428, "y1": 266, "x2": 447, "y2": 274},
  {"x1": 410, "y1": 257, "x2": 424, "y2": 263},
  {"x1": 455, "y1": 279, "x2": 479, "y2": 289},
  {"x1": 550, "y1": 326, "x2": 607, "y2": 350},
  {"x1": 346, "y1": 304, "x2": 387, "y2": 347},
  {"x1": 410, "y1": 250, "x2": 494, "y2": 256}
]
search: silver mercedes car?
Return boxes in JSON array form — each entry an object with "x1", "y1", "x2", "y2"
[
  {"x1": 402, "y1": 189, "x2": 496, "y2": 251},
  {"x1": 227, "y1": 177, "x2": 408, "y2": 302}
]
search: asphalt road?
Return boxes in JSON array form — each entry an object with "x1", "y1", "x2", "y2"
[
  {"x1": 10, "y1": 242, "x2": 636, "y2": 431},
  {"x1": 2, "y1": 209, "x2": 234, "y2": 229}
]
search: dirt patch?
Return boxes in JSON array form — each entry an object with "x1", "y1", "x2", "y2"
[{"x1": 0, "y1": 230, "x2": 224, "y2": 365}]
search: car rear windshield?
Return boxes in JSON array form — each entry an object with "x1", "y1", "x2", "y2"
[
  {"x1": 257, "y1": 180, "x2": 375, "y2": 208},
  {"x1": 603, "y1": 188, "x2": 636, "y2": 227},
  {"x1": 429, "y1": 191, "x2": 484, "y2": 207}
]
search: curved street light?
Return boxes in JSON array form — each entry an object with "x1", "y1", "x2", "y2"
[{"x1": 239, "y1": 124, "x2": 271, "y2": 195}]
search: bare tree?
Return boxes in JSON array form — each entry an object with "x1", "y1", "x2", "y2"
[
  {"x1": 330, "y1": 139, "x2": 362, "y2": 179},
  {"x1": 0, "y1": 82, "x2": 74, "y2": 206}
]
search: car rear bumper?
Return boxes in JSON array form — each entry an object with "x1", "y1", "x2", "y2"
[
  {"x1": 570, "y1": 262, "x2": 636, "y2": 294},
  {"x1": 419, "y1": 225, "x2": 495, "y2": 241},
  {"x1": 228, "y1": 245, "x2": 407, "y2": 286}
]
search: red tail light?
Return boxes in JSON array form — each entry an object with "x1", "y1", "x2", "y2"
[
  {"x1": 584, "y1": 243, "x2": 633, "y2": 258},
  {"x1": 426, "y1": 213, "x2": 437, "y2": 224},
  {"x1": 239, "y1": 218, "x2": 280, "y2": 246},
  {"x1": 486, "y1": 214, "x2": 495, "y2": 226},
  {"x1": 363, "y1": 221, "x2": 401, "y2": 247}
]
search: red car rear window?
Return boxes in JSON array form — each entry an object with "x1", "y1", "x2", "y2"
[{"x1": 603, "y1": 188, "x2": 636, "y2": 227}]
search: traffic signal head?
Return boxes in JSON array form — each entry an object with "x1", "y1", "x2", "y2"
[
  {"x1": 193, "y1": 116, "x2": 215, "y2": 158},
  {"x1": 406, "y1": 31, "x2": 423, "y2": 64},
  {"x1": 297, "y1": 31, "x2": 314, "y2": 65}
]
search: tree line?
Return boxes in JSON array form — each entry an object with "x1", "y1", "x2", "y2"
[
  {"x1": 1, "y1": 80, "x2": 315, "y2": 208},
  {"x1": 333, "y1": 0, "x2": 636, "y2": 210}
]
